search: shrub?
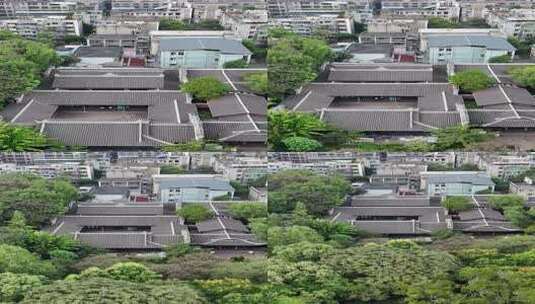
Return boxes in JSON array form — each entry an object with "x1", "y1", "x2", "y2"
[
  {"x1": 449, "y1": 69, "x2": 496, "y2": 93},
  {"x1": 282, "y1": 136, "x2": 323, "y2": 152},
  {"x1": 223, "y1": 59, "x2": 248, "y2": 68},
  {"x1": 441, "y1": 196, "x2": 472, "y2": 213},
  {"x1": 177, "y1": 204, "x2": 214, "y2": 223},
  {"x1": 181, "y1": 76, "x2": 231, "y2": 101}
]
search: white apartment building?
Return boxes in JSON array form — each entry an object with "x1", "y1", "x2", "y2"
[
  {"x1": 270, "y1": 14, "x2": 354, "y2": 36},
  {"x1": 383, "y1": 0, "x2": 461, "y2": 20},
  {"x1": 212, "y1": 156, "x2": 267, "y2": 183},
  {"x1": 221, "y1": 9, "x2": 268, "y2": 40},
  {"x1": 0, "y1": 162, "x2": 93, "y2": 180},
  {"x1": 152, "y1": 174, "x2": 235, "y2": 203},
  {"x1": 0, "y1": 15, "x2": 82, "y2": 40},
  {"x1": 268, "y1": 160, "x2": 364, "y2": 178},
  {"x1": 510, "y1": 177, "x2": 535, "y2": 199},
  {"x1": 477, "y1": 154, "x2": 533, "y2": 179},
  {"x1": 367, "y1": 16, "x2": 428, "y2": 33},
  {"x1": 487, "y1": 9, "x2": 535, "y2": 39},
  {"x1": 190, "y1": 0, "x2": 266, "y2": 22}
]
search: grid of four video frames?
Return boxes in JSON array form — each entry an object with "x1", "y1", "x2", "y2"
[{"x1": 1, "y1": 0, "x2": 535, "y2": 302}]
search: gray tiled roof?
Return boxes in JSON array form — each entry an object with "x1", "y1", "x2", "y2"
[
  {"x1": 208, "y1": 94, "x2": 266, "y2": 118},
  {"x1": 196, "y1": 218, "x2": 249, "y2": 233},
  {"x1": 458, "y1": 208, "x2": 505, "y2": 221},
  {"x1": 331, "y1": 206, "x2": 448, "y2": 235},
  {"x1": 53, "y1": 68, "x2": 165, "y2": 89},
  {"x1": 417, "y1": 93, "x2": 463, "y2": 111},
  {"x1": 190, "y1": 216, "x2": 265, "y2": 247},
  {"x1": 77, "y1": 47, "x2": 123, "y2": 58},
  {"x1": 418, "y1": 112, "x2": 463, "y2": 128},
  {"x1": 77, "y1": 204, "x2": 164, "y2": 216},
  {"x1": 6, "y1": 90, "x2": 199, "y2": 147},
  {"x1": 159, "y1": 37, "x2": 251, "y2": 55},
  {"x1": 350, "y1": 196, "x2": 432, "y2": 207},
  {"x1": 321, "y1": 110, "x2": 426, "y2": 132},
  {"x1": 327, "y1": 63, "x2": 433, "y2": 82},
  {"x1": 202, "y1": 121, "x2": 266, "y2": 143},
  {"x1": 427, "y1": 35, "x2": 516, "y2": 51},
  {"x1": 52, "y1": 215, "x2": 184, "y2": 249}
]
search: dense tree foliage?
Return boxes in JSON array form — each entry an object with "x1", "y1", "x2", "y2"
[
  {"x1": 268, "y1": 241, "x2": 458, "y2": 303},
  {"x1": 21, "y1": 278, "x2": 205, "y2": 304},
  {"x1": 243, "y1": 72, "x2": 268, "y2": 95},
  {"x1": 268, "y1": 110, "x2": 329, "y2": 150},
  {"x1": 0, "y1": 122, "x2": 62, "y2": 152},
  {"x1": 281, "y1": 136, "x2": 323, "y2": 152},
  {"x1": 268, "y1": 170, "x2": 351, "y2": 215},
  {"x1": 268, "y1": 31, "x2": 332, "y2": 96},
  {"x1": 181, "y1": 76, "x2": 232, "y2": 101},
  {"x1": 0, "y1": 272, "x2": 45, "y2": 302},
  {"x1": 432, "y1": 126, "x2": 494, "y2": 151},
  {"x1": 0, "y1": 31, "x2": 59, "y2": 107},
  {"x1": 449, "y1": 69, "x2": 496, "y2": 93},
  {"x1": 0, "y1": 173, "x2": 78, "y2": 226},
  {"x1": 488, "y1": 195, "x2": 535, "y2": 229},
  {"x1": 67, "y1": 262, "x2": 161, "y2": 283},
  {"x1": 177, "y1": 204, "x2": 214, "y2": 224},
  {"x1": 509, "y1": 66, "x2": 535, "y2": 89},
  {"x1": 0, "y1": 244, "x2": 56, "y2": 276},
  {"x1": 442, "y1": 196, "x2": 472, "y2": 213},
  {"x1": 228, "y1": 203, "x2": 267, "y2": 222}
]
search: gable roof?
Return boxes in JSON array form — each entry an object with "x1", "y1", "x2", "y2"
[
  {"x1": 327, "y1": 63, "x2": 434, "y2": 82},
  {"x1": 6, "y1": 90, "x2": 198, "y2": 147},
  {"x1": 53, "y1": 68, "x2": 165, "y2": 90}
]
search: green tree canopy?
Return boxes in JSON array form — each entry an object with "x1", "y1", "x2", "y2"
[
  {"x1": 0, "y1": 244, "x2": 57, "y2": 276},
  {"x1": 268, "y1": 170, "x2": 351, "y2": 215},
  {"x1": 177, "y1": 204, "x2": 214, "y2": 223},
  {"x1": 432, "y1": 126, "x2": 494, "y2": 151},
  {"x1": 243, "y1": 72, "x2": 268, "y2": 95},
  {"x1": 268, "y1": 35, "x2": 332, "y2": 96},
  {"x1": 268, "y1": 226, "x2": 324, "y2": 249},
  {"x1": 228, "y1": 202, "x2": 267, "y2": 222},
  {"x1": 268, "y1": 241, "x2": 458, "y2": 303},
  {"x1": 181, "y1": 76, "x2": 232, "y2": 101},
  {"x1": 449, "y1": 69, "x2": 496, "y2": 93},
  {"x1": 509, "y1": 66, "x2": 535, "y2": 89},
  {"x1": 0, "y1": 272, "x2": 46, "y2": 303},
  {"x1": 21, "y1": 278, "x2": 206, "y2": 304},
  {"x1": 69, "y1": 262, "x2": 161, "y2": 283},
  {"x1": 281, "y1": 136, "x2": 323, "y2": 152},
  {"x1": 488, "y1": 195, "x2": 525, "y2": 211},
  {"x1": 0, "y1": 173, "x2": 78, "y2": 226},
  {"x1": 0, "y1": 122, "x2": 62, "y2": 151},
  {"x1": 442, "y1": 196, "x2": 473, "y2": 213},
  {"x1": 268, "y1": 110, "x2": 330, "y2": 151}
]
